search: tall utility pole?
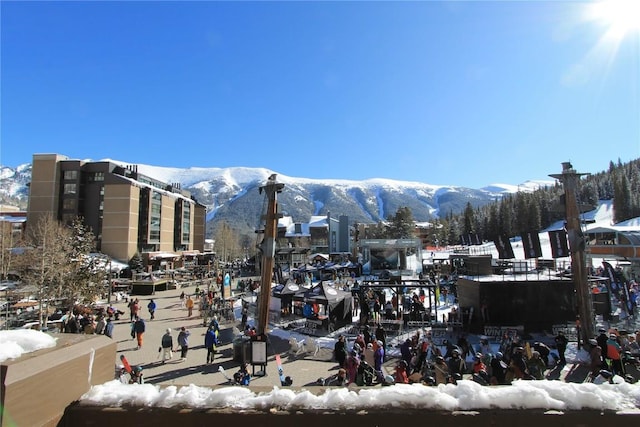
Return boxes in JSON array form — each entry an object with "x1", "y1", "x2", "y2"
[
  {"x1": 549, "y1": 162, "x2": 593, "y2": 345},
  {"x1": 256, "y1": 175, "x2": 284, "y2": 336}
]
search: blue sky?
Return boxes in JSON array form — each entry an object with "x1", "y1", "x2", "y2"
[{"x1": 1, "y1": 1, "x2": 638, "y2": 187}]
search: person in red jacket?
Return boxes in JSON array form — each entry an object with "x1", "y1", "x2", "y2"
[
  {"x1": 606, "y1": 334, "x2": 625, "y2": 376},
  {"x1": 394, "y1": 360, "x2": 409, "y2": 384}
]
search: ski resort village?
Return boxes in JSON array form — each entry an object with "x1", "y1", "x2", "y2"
[{"x1": 1, "y1": 155, "x2": 640, "y2": 426}]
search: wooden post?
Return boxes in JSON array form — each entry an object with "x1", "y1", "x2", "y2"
[
  {"x1": 549, "y1": 162, "x2": 593, "y2": 345},
  {"x1": 256, "y1": 175, "x2": 284, "y2": 336}
]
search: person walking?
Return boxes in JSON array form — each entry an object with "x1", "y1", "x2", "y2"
[
  {"x1": 133, "y1": 316, "x2": 146, "y2": 350},
  {"x1": 147, "y1": 299, "x2": 157, "y2": 320},
  {"x1": 554, "y1": 331, "x2": 568, "y2": 365},
  {"x1": 160, "y1": 328, "x2": 174, "y2": 364},
  {"x1": 606, "y1": 333, "x2": 625, "y2": 376},
  {"x1": 128, "y1": 298, "x2": 140, "y2": 322},
  {"x1": 204, "y1": 325, "x2": 218, "y2": 364},
  {"x1": 94, "y1": 316, "x2": 106, "y2": 335},
  {"x1": 334, "y1": 335, "x2": 347, "y2": 368},
  {"x1": 177, "y1": 326, "x2": 191, "y2": 361},
  {"x1": 103, "y1": 318, "x2": 114, "y2": 339},
  {"x1": 186, "y1": 296, "x2": 194, "y2": 317}
]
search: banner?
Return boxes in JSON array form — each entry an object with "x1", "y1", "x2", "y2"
[
  {"x1": 548, "y1": 230, "x2": 570, "y2": 258},
  {"x1": 493, "y1": 234, "x2": 515, "y2": 259},
  {"x1": 602, "y1": 261, "x2": 634, "y2": 315},
  {"x1": 521, "y1": 231, "x2": 542, "y2": 259},
  {"x1": 602, "y1": 261, "x2": 617, "y2": 293}
]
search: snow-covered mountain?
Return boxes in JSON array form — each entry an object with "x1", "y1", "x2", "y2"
[
  {"x1": 0, "y1": 160, "x2": 552, "y2": 234},
  {"x1": 0, "y1": 164, "x2": 31, "y2": 209}
]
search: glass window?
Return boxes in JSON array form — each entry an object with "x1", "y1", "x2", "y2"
[
  {"x1": 63, "y1": 199, "x2": 76, "y2": 210},
  {"x1": 63, "y1": 170, "x2": 78, "y2": 180},
  {"x1": 64, "y1": 183, "x2": 77, "y2": 194},
  {"x1": 89, "y1": 172, "x2": 105, "y2": 182}
]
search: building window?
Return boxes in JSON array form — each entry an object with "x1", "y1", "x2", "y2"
[
  {"x1": 63, "y1": 198, "x2": 76, "y2": 210},
  {"x1": 182, "y1": 203, "x2": 191, "y2": 243},
  {"x1": 64, "y1": 183, "x2": 77, "y2": 194},
  {"x1": 149, "y1": 191, "x2": 162, "y2": 242},
  {"x1": 63, "y1": 170, "x2": 78, "y2": 180},
  {"x1": 89, "y1": 172, "x2": 104, "y2": 182},
  {"x1": 62, "y1": 213, "x2": 75, "y2": 225}
]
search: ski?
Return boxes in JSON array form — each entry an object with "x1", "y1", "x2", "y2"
[
  {"x1": 120, "y1": 354, "x2": 133, "y2": 374},
  {"x1": 275, "y1": 354, "x2": 286, "y2": 386}
]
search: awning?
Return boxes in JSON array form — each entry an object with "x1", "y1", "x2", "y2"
[
  {"x1": 147, "y1": 252, "x2": 179, "y2": 260},
  {"x1": 12, "y1": 301, "x2": 39, "y2": 309}
]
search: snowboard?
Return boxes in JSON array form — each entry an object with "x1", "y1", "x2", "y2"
[
  {"x1": 275, "y1": 354, "x2": 286, "y2": 386},
  {"x1": 120, "y1": 354, "x2": 133, "y2": 374}
]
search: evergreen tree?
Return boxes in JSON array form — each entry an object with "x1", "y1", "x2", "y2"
[
  {"x1": 129, "y1": 252, "x2": 144, "y2": 273},
  {"x1": 526, "y1": 196, "x2": 541, "y2": 232},
  {"x1": 514, "y1": 193, "x2": 528, "y2": 234},
  {"x1": 462, "y1": 202, "x2": 475, "y2": 235},
  {"x1": 387, "y1": 207, "x2": 415, "y2": 239},
  {"x1": 613, "y1": 172, "x2": 632, "y2": 223},
  {"x1": 486, "y1": 203, "x2": 500, "y2": 241},
  {"x1": 367, "y1": 221, "x2": 388, "y2": 239},
  {"x1": 64, "y1": 218, "x2": 104, "y2": 310}
]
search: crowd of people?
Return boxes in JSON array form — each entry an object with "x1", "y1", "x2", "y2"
[{"x1": 329, "y1": 323, "x2": 640, "y2": 387}]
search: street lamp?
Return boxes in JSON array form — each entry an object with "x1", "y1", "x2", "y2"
[
  {"x1": 107, "y1": 258, "x2": 112, "y2": 305},
  {"x1": 100, "y1": 254, "x2": 113, "y2": 305}
]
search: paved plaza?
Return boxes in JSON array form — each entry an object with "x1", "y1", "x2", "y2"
[{"x1": 111, "y1": 284, "x2": 344, "y2": 389}]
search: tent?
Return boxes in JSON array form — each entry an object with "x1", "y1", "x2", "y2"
[
  {"x1": 271, "y1": 281, "x2": 304, "y2": 316},
  {"x1": 272, "y1": 281, "x2": 303, "y2": 298},
  {"x1": 294, "y1": 281, "x2": 352, "y2": 330}
]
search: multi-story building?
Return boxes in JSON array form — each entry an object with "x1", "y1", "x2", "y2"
[
  {"x1": 274, "y1": 213, "x2": 353, "y2": 270},
  {"x1": 27, "y1": 154, "x2": 206, "y2": 264}
]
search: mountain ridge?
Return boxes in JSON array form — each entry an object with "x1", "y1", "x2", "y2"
[{"x1": 0, "y1": 160, "x2": 553, "y2": 237}]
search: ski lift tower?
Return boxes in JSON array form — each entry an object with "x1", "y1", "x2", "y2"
[
  {"x1": 549, "y1": 162, "x2": 593, "y2": 345},
  {"x1": 256, "y1": 174, "x2": 284, "y2": 336}
]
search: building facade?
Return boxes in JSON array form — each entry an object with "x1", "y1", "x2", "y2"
[{"x1": 27, "y1": 154, "x2": 206, "y2": 263}]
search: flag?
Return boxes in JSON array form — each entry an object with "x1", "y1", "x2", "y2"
[
  {"x1": 602, "y1": 261, "x2": 634, "y2": 315},
  {"x1": 602, "y1": 261, "x2": 617, "y2": 293},
  {"x1": 493, "y1": 234, "x2": 515, "y2": 259},
  {"x1": 520, "y1": 231, "x2": 542, "y2": 259},
  {"x1": 548, "y1": 230, "x2": 570, "y2": 258}
]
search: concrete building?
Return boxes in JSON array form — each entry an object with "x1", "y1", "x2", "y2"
[
  {"x1": 274, "y1": 214, "x2": 352, "y2": 268},
  {"x1": 27, "y1": 154, "x2": 206, "y2": 263}
]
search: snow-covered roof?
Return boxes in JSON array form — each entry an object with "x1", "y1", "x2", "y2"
[
  {"x1": 309, "y1": 216, "x2": 328, "y2": 228},
  {"x1": 0, "y1": 215, "x2": 26, "y2": 223}
]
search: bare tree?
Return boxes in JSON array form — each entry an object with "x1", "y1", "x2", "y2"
[
  {"x1": 213, "y1": 221, "x2": 241, "y2": 263},
  {"x1": 0, "y1": 221, "x2": 24, "y2": 281},
  {"x1": 15, "y1": 215, "x2": 103, "y2": 328},
  {"x1": 16, "y1": 215, "x2": 72, "y2": 328}
]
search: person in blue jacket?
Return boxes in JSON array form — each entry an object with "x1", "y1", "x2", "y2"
[
  {"x1": 147, "y1": 299, "x2": 157, "y2": 320},
  {"x1": 204, "y1": 324, "x2": 218, "y2": 364}
]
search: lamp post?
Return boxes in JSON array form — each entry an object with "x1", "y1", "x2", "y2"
[{"x1": 105, "y1": 257, "x2": 112, "y2": 305}]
